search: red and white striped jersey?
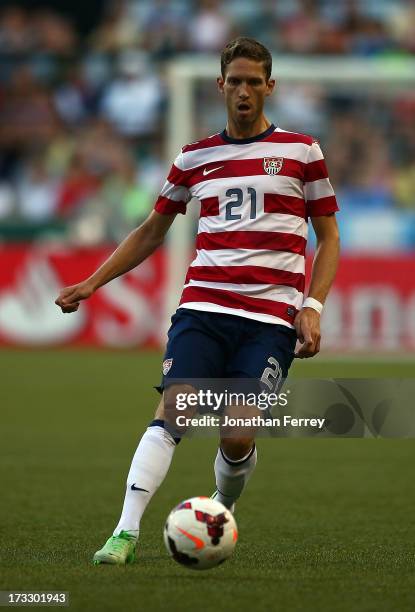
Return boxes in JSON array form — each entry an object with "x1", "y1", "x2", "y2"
[{"x1": 155, "y1": 124, "x2": 339, "y2": 328}]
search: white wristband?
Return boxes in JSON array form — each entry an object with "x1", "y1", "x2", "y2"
[{"x1": 302, "y1": 297, "x2": 323, "y2": 314}]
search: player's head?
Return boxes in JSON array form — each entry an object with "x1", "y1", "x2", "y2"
[{"x1": 218, "y1": 37, "x2": 275, "y2": 127}]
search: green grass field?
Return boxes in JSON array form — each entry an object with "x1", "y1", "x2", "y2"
[{"x1": 1, "y1": 350, "x2": 415, "y2": 612}]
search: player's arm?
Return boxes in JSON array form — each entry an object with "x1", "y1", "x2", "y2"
[
  {"x1": 55, "y1": 211, "x2": 176, "y2": 313},
  {"x1": 295, "y1": 213, "x2": 340, "y2": 358}
]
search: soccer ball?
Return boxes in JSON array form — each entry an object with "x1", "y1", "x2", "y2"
[{"x1": 163, "y1": 496, "x2": 238, "y2": 570}]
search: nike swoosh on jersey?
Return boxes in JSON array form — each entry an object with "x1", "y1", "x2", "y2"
[
  {"x1": 130, "y1": 484, "x2": 149, "y2": 492},
  {"x1": 203, "y1": 166, "x2": 224, "y2": 176}
]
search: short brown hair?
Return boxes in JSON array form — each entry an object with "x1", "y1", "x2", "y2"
[{"x1": 221, "y1": 37, "x2": 272, "y2": 81}]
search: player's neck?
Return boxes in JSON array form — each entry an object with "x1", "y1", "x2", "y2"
[{"x1": 225, "y1": 116, "x2": 271, "y2": 140}]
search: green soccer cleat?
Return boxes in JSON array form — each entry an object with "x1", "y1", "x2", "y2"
[{"x1": 93, "y1": 531, "x2": 137, "y2": 565}]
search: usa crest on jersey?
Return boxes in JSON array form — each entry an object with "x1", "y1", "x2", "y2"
[{"x1": 263, "y1": 157, "x2": 283, "y2": 175}]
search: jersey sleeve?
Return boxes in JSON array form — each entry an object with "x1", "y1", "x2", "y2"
[
  {"x1": 303, "y1": 141, "x2": 339, "y2": 217},
  {"x1": 154, "y1": 150, "x2": 192, "y2": 215}
]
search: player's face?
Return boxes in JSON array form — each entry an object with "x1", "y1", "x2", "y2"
[{"x1": 217, "y1": 58, "x2": 275, "y2": 126}]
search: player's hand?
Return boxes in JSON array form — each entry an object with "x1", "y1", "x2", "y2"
[
  {"x1": 294, "y1": 308, "x2": 321, "y2": 358},
  {"x1": 55, "y1": 280, "x2": 94, "y2": 313}
]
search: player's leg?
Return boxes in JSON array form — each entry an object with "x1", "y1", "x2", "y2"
[
  {"x1": 213, "y1": 319, "x2": 297, "y2": 511},
  {"x1": 93, "y1": 386, "x2": 194, "y2": 565},
  {"x1": 213, "y1": 439, "x2": 257, "y2": 511},
  {"x1": 111, "y1": 395, "x2": 177, "y2": 536},
  {"x1": 111, "y1": 382, "x2": 197, "y2": 538},
  {"x1": 94, "y1": 308, "x2": 227, "y2": 565},
  {"x1": 213, "y1": 406, "x2": 258, "y2": 511}
]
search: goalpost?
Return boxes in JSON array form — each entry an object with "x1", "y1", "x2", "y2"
[{"x1": 162, "y1": 55, "x2": 415, "y2": 341}]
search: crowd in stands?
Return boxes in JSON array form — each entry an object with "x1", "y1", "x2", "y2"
[
  {"x1": 1, "y1": 1, "x2": 414, "y2": 58},
  {"x1": 0, "y1": 0, "x2": 414, "y2": 244}
]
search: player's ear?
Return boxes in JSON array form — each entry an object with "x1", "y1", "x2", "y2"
[
  {"x1": 266, "y1": 78, "x2": 276, "y2": 97},
  {"x1": 217, "y1": 76, "x2": 225, "y2": 94}
]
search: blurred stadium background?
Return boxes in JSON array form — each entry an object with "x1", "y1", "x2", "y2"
[
  {"x1": 1, "y1": 3, "x2": 415, "y2": 610},
  {"x1": 0, "y1": 0, "x2": 414, "y2": 353}
]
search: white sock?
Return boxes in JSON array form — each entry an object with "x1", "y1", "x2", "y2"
[
  {"x1": 113, "y1": 420, "x2": 178, "y2": 537},
  {"x1": 214, "y1": 445, "x2": 257, "y2": 509}
]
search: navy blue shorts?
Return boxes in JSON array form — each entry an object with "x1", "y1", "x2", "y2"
[{"x1": 158, "y1": 308, "x2": 297, "y2": 392}]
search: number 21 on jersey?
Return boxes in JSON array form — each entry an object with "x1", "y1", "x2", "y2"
[{"x1": 225, "y1": 187, "x2": 257, "y2": 220}]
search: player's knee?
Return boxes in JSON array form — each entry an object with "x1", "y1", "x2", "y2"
[
  {"x1": 220, "y1": 403, "x2": 260, "y2": 444},
  {"x1": 162, "y1": 384, "x2": 198, "y2": 433},
  {"x1": 220, "y1": 437, "x2": 255, "y2": 461}
]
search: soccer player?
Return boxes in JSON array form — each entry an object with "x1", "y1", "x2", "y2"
[{"x1": 55, "y1": 37, "x2": 340, "y2": 565}]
